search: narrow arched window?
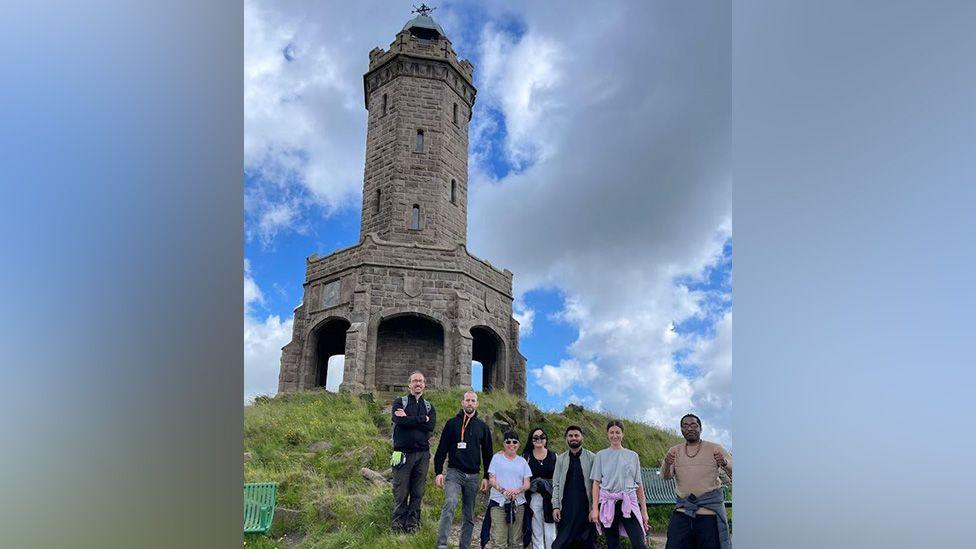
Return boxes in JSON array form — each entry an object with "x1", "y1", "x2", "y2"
[
  {"x1": 415, "y1": 129, "x2": 424, "y2": 152},
  {"x1": 375, "y1": 189, "x2": 381, "y2": 213},
  {"x1": 451, "y1": 179, "x2": 457, "y2": 204},
  {"x1": 452, "y1": 103, "x2": 458, "y2": 125},
  {"x1": 411, "y1": 205, "x2": 420, "y2": 230},
  {"x1": 382, "y1": 94, "x2": 388, "y2": 116}
]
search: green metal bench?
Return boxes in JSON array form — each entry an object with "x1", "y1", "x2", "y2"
[
  {"x1": 244, "y1": 482, "x2": 277, "y2": 534},
  {"x1": 640, "y1": 467, "x2": 732, "y2": 505}
]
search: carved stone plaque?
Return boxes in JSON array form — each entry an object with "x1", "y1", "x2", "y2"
[
  {"x1": 322, "y1": 279, "x2": 340, "y2": 308},
  {"x1": 404, "y1": 275, "x2": 422, "y2": 298}
]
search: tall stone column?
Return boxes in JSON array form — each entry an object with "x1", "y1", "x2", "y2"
[
  {"x1": 340, "y1": 322, "x2": 367, "y2": 393},
  {"x1": 455, "y1": 330, "x2": 473, "y2": 388},
  {"x1": 509, "y1": 318, "x2": 526, "y2": 396}
]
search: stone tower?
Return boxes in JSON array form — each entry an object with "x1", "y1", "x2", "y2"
[{"x1": 277, "y1": 11, "x2": 527, "y2": 396}]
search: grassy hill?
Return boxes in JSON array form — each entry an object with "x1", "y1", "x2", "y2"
[{"x1": 244, "y1": 389, "x2": 683, "y2": 549}]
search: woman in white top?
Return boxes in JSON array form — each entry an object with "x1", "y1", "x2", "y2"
[{"x1": 488, "y1": 430, "x2": 532, "y2": 549}]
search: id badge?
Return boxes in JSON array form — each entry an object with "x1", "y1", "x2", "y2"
[{"x1": 457, "y1": 442, "x2": 467, "y2": 449}]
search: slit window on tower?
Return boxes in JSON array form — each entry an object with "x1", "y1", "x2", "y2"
[
  {"x1": 375, "y1": 189, "x2": 381, "y2": 213},
  {"x1": 451, "y1": 179, "x2": 456, "y2": 204},
  {"x1": 415, "y1": 129, "x2": 424, "y2": 152},
  {"x1": 382, "y1": 94, "x2": 388, "y2": 116},
  {"x1": 411, "y1": 205, "x2": 420, "y2": 230},
  {"x1": 452, "y1": 103, "x2": 458, "y2": 125}
]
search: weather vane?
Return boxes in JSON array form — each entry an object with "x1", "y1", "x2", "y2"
[{"x1": 412, "y1": 3, "x2": 436, "y2": 17}]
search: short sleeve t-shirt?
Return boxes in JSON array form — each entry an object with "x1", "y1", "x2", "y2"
[
  {"x1": 666, "y1": 440, "x2": 731, "y2": 515},
  {"x1": 488, "y1": 453, "x2": 532, "y2": 505},
  {"x1": 589, "y1": 447, "x2": 641, "y2": 493}
]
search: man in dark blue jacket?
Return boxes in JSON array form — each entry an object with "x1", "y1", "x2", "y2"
[{"x1": 391, "y1": 371, "x2": 436, "y2": 533}]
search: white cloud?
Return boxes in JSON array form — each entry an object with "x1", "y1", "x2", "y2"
[
  {"x1": 244, "y1": 312, "x2": 292, "y2": 402},
  {"x1": 244, "y1": 0, "x2": 404, "y2": 244},
  {"x1": 465, "y1": 2, "x2": 732, "y2": 443},
  {"x1": 244, "y1": 256, "x2": 295, "y2": 401},
  {"x1": 513, "y1": 301, "x2": 535, "y2": 337},
  {"x1": 689, "y1": 311, "x2": 732, "y2": 444},
  {"x1": 477, "y1": 25, "x2": 564, "y2": 168},
  {"x1": 244, "y1": 258, "x2": 264, "y2": 309},
  {"x1": 531, "y1": 359, "x2": 600, "y2": 396}
]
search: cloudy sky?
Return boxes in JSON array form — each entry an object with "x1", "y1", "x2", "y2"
[{"x1": 244, "y1": 0, "x2": 731, "y2": 445}]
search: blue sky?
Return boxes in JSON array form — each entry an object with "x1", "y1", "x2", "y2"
[{"x1": 245, "y1": 0, "x2": 731, "y2": 444}]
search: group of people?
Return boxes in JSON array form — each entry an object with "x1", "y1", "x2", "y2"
[{"x1": 389, "y1": 372, "x2": 732, "y2": 549}]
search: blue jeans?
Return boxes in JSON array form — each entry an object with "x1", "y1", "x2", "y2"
[{"x1": 436, "y1": 468, "x2": 481, "y2": 549}]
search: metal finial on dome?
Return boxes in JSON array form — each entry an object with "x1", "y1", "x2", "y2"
[{"x1": 412, "y1": 4, "x2": 436, "y2": 17}]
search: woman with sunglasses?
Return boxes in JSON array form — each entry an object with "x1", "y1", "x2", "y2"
[
  {"x1": 487, "y1": 431, "x2": 532, "y2": 548},
  {"x1": 522, "y1": 427, "x2": 557, "y2": 549}
]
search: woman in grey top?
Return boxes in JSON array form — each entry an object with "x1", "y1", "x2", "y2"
[{"x1": 589, "y1": 420, "x2": 649, "y2": 549}]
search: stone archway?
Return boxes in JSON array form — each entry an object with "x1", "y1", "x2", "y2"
[
  {"x1": 470, "y1": 325, "x2": 504, "y2": 393},
  {"x1": 374, "y1": 312, "x2": 445, "y2": 392},
  {"x1": 308, "y1": 318, "x2": 350, "y2": 390}
]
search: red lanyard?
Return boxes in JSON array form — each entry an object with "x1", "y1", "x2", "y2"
[{"x1": 460, "y1": 413, "x2": 473, "y2": 442}]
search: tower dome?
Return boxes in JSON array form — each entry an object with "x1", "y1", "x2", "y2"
[{"x1": 402, "y1": 14, "x2": 445, "y2": 40}]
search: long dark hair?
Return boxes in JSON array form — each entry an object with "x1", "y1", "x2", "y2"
[{"x1": 522, "y1": 426, "x2": 549, "y2": 459}]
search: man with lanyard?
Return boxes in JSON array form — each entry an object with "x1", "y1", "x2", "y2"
[
  {"x1": 390, "y1": 371, "x2": 436, "y2": 534},
  {"x1": 551, "y1": 425, "x2": 597, "y2": 549},
  {"x1": 433, "y1": 390, "x2": 493, "y2": 549},
  {"x1": 661, "y1": 414, "x2": 732, "y2": 549}
]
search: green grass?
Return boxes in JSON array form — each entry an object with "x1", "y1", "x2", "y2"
[{"x1": 244, "y1": 388, "x2": 691, "y2": 548}]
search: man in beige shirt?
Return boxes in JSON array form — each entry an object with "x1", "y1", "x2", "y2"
[{"x1": 660, "y1": 414, "x2": 731, "y2": 549}]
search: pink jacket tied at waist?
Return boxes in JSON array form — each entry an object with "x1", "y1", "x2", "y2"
[{"x1": 597, "y1": 489, "x2": 645, "y2": 535}]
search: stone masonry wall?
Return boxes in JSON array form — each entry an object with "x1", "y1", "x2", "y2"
[
  {"x1": 374, "y1": 315, "x2": 445, "y2": 390},
  {"x1": 360, "y1": 29, "x2": 474, "y2": 248}
]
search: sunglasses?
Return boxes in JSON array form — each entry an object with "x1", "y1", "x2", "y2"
[
  {"x1": 532, "y1": 435, "x2": 547, "y2": 441},
  {"x1": 504, "y1": 439, "x2": 519, "y2": 445}
]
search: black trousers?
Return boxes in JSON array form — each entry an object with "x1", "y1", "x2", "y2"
[
  {"x1": 665, "y1": 511, "x2": 721, "y2": 549},
  {"x1": 603, "y1": 500, "x2": 647, "y2": 549},
  {"x1": 391, "y1": 450, "x2": 429, "y2": 529}
]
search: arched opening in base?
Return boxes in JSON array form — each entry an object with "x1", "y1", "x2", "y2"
[
  {"x1": 313, "y1": 318, "x2": 350, "y2": 391},
  {"x1": 375, "y1": 313, "x2": 445, "y2": 392},
  {"x1": 471, "y1": 326, "x2": 503, "y2": 393}
]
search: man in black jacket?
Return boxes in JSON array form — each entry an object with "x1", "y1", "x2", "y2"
[
  {"x1": 433, "y1": 390, "x2": 493, "y2": 549},
  {"x1": 391, "y1": 371, "x2": 436, "y2": 533}
]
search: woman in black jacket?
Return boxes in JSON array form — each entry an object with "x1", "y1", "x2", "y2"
[{"x1": 522, "y1": 427, "x2": 557, "y2": 548}]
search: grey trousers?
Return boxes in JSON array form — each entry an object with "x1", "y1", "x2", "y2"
[
  {"x1": 436, "y1": 468, "x2": 481, "y2": 549},
  {"x1": 391, "y1": 450, "x2": 429, "y2": 529}
]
